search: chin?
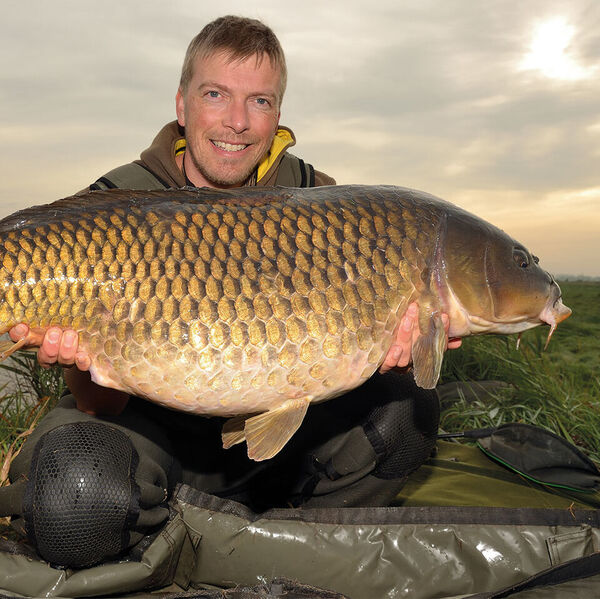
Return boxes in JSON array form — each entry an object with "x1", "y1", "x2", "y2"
[{"x1": 207, "y1": 168, "x2": 255, "y2": 187}]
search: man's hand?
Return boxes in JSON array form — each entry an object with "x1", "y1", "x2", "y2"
[
  {"x1": 8, "y1": 323, "x2": 128, "y2": 416},
  {"x1": 379, "y1": 303, "x2": 462, "y2": 374},
  {"x1": 9, "y1": 324, "x2": 91, "y2": 370}
]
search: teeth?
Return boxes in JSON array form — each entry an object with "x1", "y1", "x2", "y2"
[{"x1": 213, "y1": 141, "x2": 247, "y2": 152}]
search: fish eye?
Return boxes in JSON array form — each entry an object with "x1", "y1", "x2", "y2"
[{"x1": 513, "y1": 248, "x2": 530, "y2": 268}]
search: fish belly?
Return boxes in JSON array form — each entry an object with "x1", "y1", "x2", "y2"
[{"x1": 85, "y1": 334, "x2": 377, "y2": 416}]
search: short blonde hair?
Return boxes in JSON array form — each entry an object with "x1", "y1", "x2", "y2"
[{"x1": 180, "y1": 15, "x2": 287, "y2": 105}]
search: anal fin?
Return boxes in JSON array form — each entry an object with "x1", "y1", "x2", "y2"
[
  {"x1": 222, "y1": 415, "x2": 251, "y2": 449},
  {"x1": 222, "y1": 398, "x2": 311, "y2": 462}
]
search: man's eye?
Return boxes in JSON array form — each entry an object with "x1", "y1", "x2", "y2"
[
  {"x1": 255, "y1": 98, "x2": 270, "y2": 106},
  {"x1": 207, "y1": 91, "x2": 220, "y2": 98}
]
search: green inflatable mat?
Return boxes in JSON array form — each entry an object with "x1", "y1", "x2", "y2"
[
  {"x1": 396, "y1": 440, "x2": 600, "y2": 510},
  {"x1": 1, "y1": 440, "x2": 599, "y2": 599}
]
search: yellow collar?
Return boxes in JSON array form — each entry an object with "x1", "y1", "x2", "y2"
[{"x1": 256, "y1": 128, "x2": 295, "y2": 182}]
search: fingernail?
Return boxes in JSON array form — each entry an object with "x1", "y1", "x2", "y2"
[
  {"x1": 76, "y1": 353, "x2": 90, "y2": 371},
  {"x1": 13, "y1": 324, "x2": 27, "y2": 337},
  {"x1": 64, "y1": 331, "x2": 76, "y2": 347},
  {"x1": 47, "y1": 330, "x2": 60, "y2": 343}
]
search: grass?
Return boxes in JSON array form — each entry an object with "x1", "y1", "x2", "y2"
[
  {"x1": 439, "y1": 280, "x2": 600, "y2": 462},
  {"x1": 0, "y1": 352, "x2": 65, "y2": 536},
  {"x1": 0, "y1": 352, "x2": 66, "y2": 486}
]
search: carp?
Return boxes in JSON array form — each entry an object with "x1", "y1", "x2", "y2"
[{"x1": 0, "y1": 185, "x2": 570, "y2": 460}]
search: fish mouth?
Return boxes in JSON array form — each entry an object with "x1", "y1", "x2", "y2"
[{"x1": 539, "y1": 293, "x2": 571, "y2": 349}]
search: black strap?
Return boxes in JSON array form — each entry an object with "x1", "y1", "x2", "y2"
[
  {"x1": 298, "y1": 158, "x2": 307, "y2": 188},
  {"x1": 296, "y1": 159, "x2": 315, "y2": 188},
  {"x1": 91, "y1": 176, "x2": 118, "y2": 190}
]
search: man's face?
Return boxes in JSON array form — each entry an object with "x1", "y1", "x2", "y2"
[{"x1": 176, "y1": 51, "x2": 281, "y2": 188}]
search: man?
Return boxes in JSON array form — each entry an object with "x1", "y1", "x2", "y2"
[
  {"x1": 10, "y1": 15, "x2": 457, "y2": 415},
  {"x1": 5, "y1": 16, "x2": 459, "y2": 569}
]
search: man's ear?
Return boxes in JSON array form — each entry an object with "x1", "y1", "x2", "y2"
[{"x1": 175, "y1": 88, "x2": 185, "y2": 127}]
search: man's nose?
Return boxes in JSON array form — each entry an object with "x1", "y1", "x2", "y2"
[{"x1": 223, "y1": 99, "x2": 249, "y2": 133}]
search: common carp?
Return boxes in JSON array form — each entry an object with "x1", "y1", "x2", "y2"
[{"x1": 0, "y1": 185, "x2": 570, "y2": 460}]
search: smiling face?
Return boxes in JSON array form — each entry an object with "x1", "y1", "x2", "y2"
[{"x1": 176, "y1": 51, "x2": 282, "y2": 188}]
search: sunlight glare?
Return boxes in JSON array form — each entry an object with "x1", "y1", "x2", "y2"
[{"x1": 521, "y1": 17, "x2": 594, "y2": 80}]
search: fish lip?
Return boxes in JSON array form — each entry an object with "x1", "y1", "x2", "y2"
[
  {"x1": 544, "y1": 279, "x2": 572, "y2": 325},
  {"x1": 540, "y1": 298, "x2": 572, "y2": 326},
  {"x1": 554, "y1": 297, "x2": 572, "y2": 321},
  {"x1": 538, "y1": 285, "x2": 571, "y2": 349}
]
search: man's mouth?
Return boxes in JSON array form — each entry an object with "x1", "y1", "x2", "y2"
[{"x1": 212, "y1": 140, "x2": 249, "y2": 152}]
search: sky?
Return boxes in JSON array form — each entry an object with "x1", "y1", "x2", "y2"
[{"x1": 0, "y1": 1, "x2": 598, "y2": 277}]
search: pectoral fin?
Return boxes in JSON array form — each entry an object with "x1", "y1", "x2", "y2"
[
  {"x1": 0, "y1": 338, "x2": 27, "y2": 361},
  {"x1": 222, "y1": 398, "x2": 311, "y2": 461},
  {"x1": 412, "y1": 310, "x2": 447, "y2": 389}
]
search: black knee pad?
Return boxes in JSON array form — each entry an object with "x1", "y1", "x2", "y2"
[
  {"x1": 23, "y1": 422, "x2": 140, "y2": 568},
  {"x1": 261, "y1": 372, "x2": 440, "y2": 508},
  {"x1": 364, "y1": 373, "x2": 440, "y2": 480}
]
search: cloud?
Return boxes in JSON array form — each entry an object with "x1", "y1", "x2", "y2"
[{"x1": 283, "y1": 2, "x2": 600, "y2": 195}]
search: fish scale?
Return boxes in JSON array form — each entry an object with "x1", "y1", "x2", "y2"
[
  {"x1": 0, "y1": 187, "x2": 412, "y2": 406},
  {"x1": 0, "y1": 185, "x2": 570, "y2": 460}
]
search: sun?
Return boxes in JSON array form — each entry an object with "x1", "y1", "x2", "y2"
[{"x1": 520, "y1": 17, "x2": 594, "y2": 81}]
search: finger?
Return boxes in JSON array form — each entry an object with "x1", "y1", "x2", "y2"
[
  {"x1": 405, "y1": 302, "x2": 418, "y2": 325},
  {"x1": 9, "y1": 324, "x2": 46, "y2": 347},
  {"x1": 440, "y1": 313, "x2": 461, "y2": 350},
  {"x1": 379, "y1": 344, "x2": 403, "y2": 373},
  {"x1": 396, "y1": 303, "x2": 417, "y2": 343},
  {"x1": 57, "y1": 330, "x2": 79, "y2": 366},
  {"x1": 381, "y1": 302, "x2": 423, "y2": 374},
  {"x1": 393, "y1": 333, "x2": 413, "y2": 368},
  {"x1": 397, "y1": 303, "x2": 418, "y2": 362},
  {"x1": 37, "y1": 327, "x2": 63, "y2": 368},
  {"x1": 75, "y1": 352, "x2": 92, "y2": 371},
  {"x1": 9, "y1": 324, "x2": 29, "y2": 342},
  {"x1": 441, "y1": 313, "x2": 450, "y2": 333},
  {"x1": 399, "y1": 311, "x2": 414, "y2": 340}
]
